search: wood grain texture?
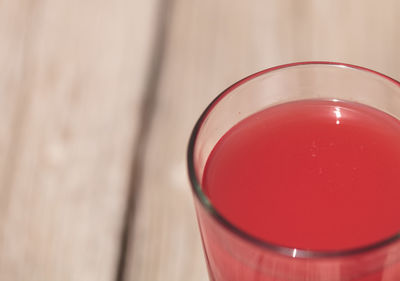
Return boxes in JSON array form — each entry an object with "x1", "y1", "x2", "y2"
[
  {"x1": 0, "y1": 0, "x2": 159, "y2": 280},
  {"x1": 125, "y1": 0, "x2": 400, "y2": 280}
]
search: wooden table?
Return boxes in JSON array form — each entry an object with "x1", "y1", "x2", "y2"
[{"x1": 0, "y1": 0, "x2": 399, "y2": 280}]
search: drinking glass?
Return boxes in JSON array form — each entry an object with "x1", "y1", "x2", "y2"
[{"x1": 187, "y1": 62, "x2": 400, "y2": 281}]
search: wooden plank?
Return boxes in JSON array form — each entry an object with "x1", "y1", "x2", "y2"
[
  {"x1": 0, "y1": 0, "x2": 159, "y2": 280},
  {"x1": 125, "y1": 0, "x2": 400, "y2": 280}
]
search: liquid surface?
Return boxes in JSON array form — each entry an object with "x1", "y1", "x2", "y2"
[{"x1": 203, "y1": 99, "x2": 400, "y2": 251}]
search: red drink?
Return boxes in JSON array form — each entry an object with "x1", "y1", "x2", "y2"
[
  {"x1": 201, "y1": 99, "x2": 400, "y2": 280},
  {"x1": 189, "y1": 62, "x2": 400, "y2": 281}
]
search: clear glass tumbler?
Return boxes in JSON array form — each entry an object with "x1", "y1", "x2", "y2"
[{"x1": 187, "y1": 62, "x2": 400, "y2": 281}]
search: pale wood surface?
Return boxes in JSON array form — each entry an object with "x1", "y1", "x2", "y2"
[
  {"x1": 0, "y1": 0, "x2": 159, "y2": 280},
  {"x1": 1, "y1": 0, "x2": 400, "y2": 281},
  {"x1": 125, "y1": 0, "x2": 400, "y2": 281}
]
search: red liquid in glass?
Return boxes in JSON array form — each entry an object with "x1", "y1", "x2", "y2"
[{"x1": 202, "y1": 99, "x2": 400, "y2": 280}]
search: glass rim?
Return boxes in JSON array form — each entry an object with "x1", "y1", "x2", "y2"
[{"x1": 187, "y1": 61, "x2": 400, "y2": 259}]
